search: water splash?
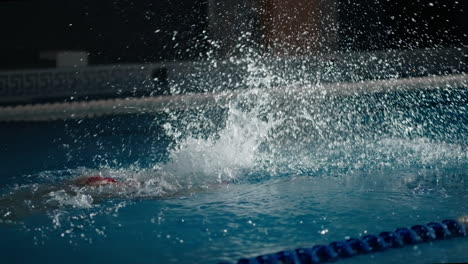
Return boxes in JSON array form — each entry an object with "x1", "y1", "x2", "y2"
[
  {"x1": 156, "y1": 64, "x2": 466, "y2": 183},
  {"x1": 0, "y1": 53, "x2": 466, "y2": 224}
]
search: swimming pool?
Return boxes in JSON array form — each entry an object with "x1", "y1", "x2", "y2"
[{"x1": 0, "y1": 76, "x2": 467, "y2": 264}]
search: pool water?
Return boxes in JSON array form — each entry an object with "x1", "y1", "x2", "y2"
[{"x1": 0, "y1": 85, "x2": 467, "y2": 264}]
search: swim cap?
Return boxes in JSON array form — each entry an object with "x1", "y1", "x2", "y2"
[{"x1": 85, "y1": 176, "x2": 117, "y2": 185}]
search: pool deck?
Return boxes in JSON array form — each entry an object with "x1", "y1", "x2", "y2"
[{"x1": 0, "y1": 74, "x2": 466, "y2": 122}]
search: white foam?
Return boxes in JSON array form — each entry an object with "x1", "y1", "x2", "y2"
[
  {"x1": 46, "y1": 190, "x2": 94, "y2": 209},
  {"x1": 160, "y1": 104, "x2": 276, "y2": 184}
]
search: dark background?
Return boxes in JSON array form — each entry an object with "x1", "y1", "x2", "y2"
[
  {"x1": 0, "y1": 0, "x2": 209, "y2": 69},
  {"x1": 0, "y1": 0, "x2": 466, "y2": 70},
  {"x1": 338, "y1": 0, "x2": 466, "y2": 51}
]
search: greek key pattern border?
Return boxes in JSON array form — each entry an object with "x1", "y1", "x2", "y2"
[{"x1": 0, "y1": 65, "x2": 153, "y2": 102}]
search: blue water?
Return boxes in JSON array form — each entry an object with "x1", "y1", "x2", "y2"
[{"x1": 0, "y1": 86, "x2": 467, "y2": 264}]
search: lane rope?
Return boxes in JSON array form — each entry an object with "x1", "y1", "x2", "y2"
[
  {"x1": 220, "y1": 216, "x2": 468, "y2": 264},
  {"x1": 0, "y1": 74, "x2": 466, "y2": 122}
]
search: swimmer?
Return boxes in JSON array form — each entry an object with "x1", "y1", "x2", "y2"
[
  {"x1": 0, "y1": 176, "x2": 117, "y2": 222},
  {"x1": 0, "y1": 174, "x2": 139, "y2": 222},
  {"x1": 0, "y1": 174, "x2": 228, "y2": 222},
  {"x1": 73, "y1": 175, "x2": 117, "y2": 186}
]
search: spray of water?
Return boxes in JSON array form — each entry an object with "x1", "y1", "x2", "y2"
[
  {"x1": 152, "y1": 55, "x2": 466, "y2": 187},
  {"x1": 0, "y1": 47, "x2": 466, "y2": 224}
]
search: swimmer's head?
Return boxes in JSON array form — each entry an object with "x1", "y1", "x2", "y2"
[{"x1": 74, "y1": 176, "x2": 117, "y2": 186}]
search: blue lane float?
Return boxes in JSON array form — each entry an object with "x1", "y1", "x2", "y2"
[{"x1": 220, "y1": 218, "x2": 467, "y2": 264}]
